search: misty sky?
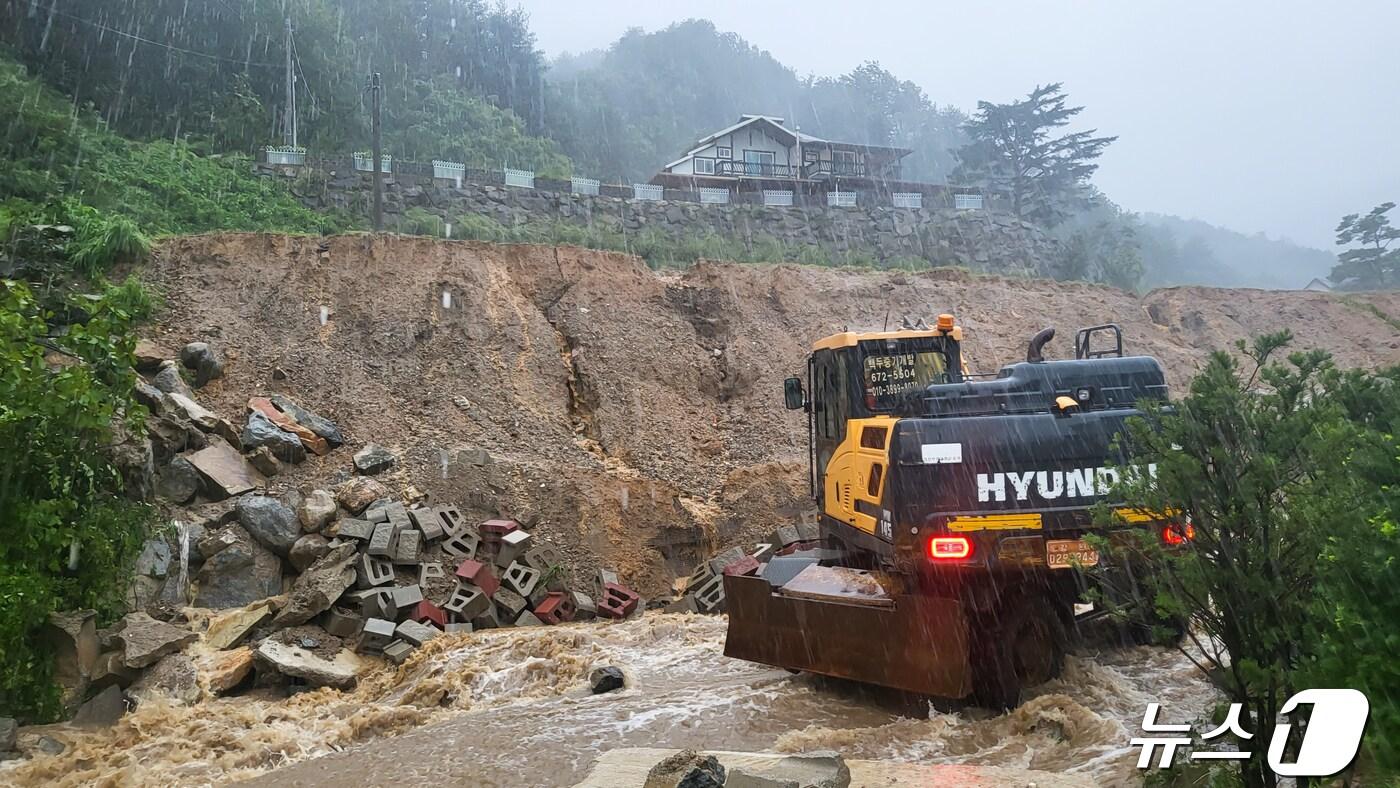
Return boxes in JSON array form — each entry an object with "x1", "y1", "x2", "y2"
[{"x1": 518, "y1": 0, "x2": 1398, "y2": 250}]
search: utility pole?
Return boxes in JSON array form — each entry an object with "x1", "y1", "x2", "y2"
[
  {"x1": 283, "y1": 16, "x2": 297, "y2": 147},
  {"x1": 370, "y1": 72, "x2": 383, "y2": 232}
]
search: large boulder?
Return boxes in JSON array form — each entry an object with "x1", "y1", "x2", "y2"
[
  {"x1": 289, "y1": 534, "x2": 331, "y2": 572},
  {"x1": 242, "y1": 411, "x2": 306, "y2": 464},
  {"x1": 186, "y1": 438, "x2": 262, "y2": 499},
  {"x1": 204, "y1": 602, "x2": 274, "y2": 650},
  {"x1": 198, "y1": 646, "x2": 255, "y2": 695},
  {"x1": 235, "y1": 495, "x2": 300, "y2": 556},
  {"x1": 270, "y1": 395, "x2": 344, "y2": 448},
  {"x1": 129, "y1": 653, "x2": 199, "y2": 705},
  {"x1": 179, "y1": 342, "x2": 224, "y2": 388},
  {"x1": 193, "y1": 527, "x2": 283, "y2": 609},
  {"x1": 146, "y1": 411, "x2": 207, "y2": 461},
  {"x1": 336, "y1": 476, "x2": 390, "y2": 514},
  {"x1": 253, "y1": 641, "x2": 363, "y2": 689},
  {"x1": 114, "y1": 612, "x2": 197, "y2": 669},
  {"x1": 353, "y1": 443, "x2": 395, "y2": 475},
  {"x1": 152, "y1": 361, "x2": 192, "y2": 396},
  {"x1": 643, "y1": 750, "x2": 726, "y2": 788},
  {"x1": 724, "y1": 753, "x2": 851, "y2": 788},
  {"x1": 43, "y1": 609, "x2": 99, "y2": 715},
  {"x1": 155, "y1": 456, "x2": 201, "y2": 504},
  {"x1": 297, "y1": 490, "x2": 338, "y2": 532},
  {"x1": 272, "y1": 543, "x2": 359, "y2": 629},
  {"x1": 71, "y1": 684, "x2": 127, "y2": 727}
]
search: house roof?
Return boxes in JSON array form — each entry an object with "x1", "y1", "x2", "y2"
[{"x1": 663, "y1": 114, "x2": 913, "y2": 171}]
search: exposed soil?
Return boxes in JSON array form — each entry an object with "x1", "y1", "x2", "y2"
[{"x1": 145, "y1": 233, "x2": 1400, "y2": 594}]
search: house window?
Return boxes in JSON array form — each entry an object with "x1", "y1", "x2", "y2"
[
  {"x1": 954, "y1": 193, "x2": 984, "y2": 210},
  {"x1": 743, "y1": 150, "x2": 775, "y2": 176},
  {"x1": 694, "y1": 158, "x2": 715, "y2": 175},
  {"x1": 716, "y1": 147, "x2": 732, "y2": 159}
]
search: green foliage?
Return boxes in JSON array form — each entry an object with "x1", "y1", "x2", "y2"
[
  {"x1": 0, "y1": 279, "x2": 155, "y2": 721},
  {"x1": 1331, "y1": 202, "x2": 1400, "y2": 290},
  {"x1": 953, "y1": 83, "x2": 1116, "y2": 226},
  {"x1": 0, "y1": 56, "x2": 346, "y2": 236},
  {"x1": 1102, "y1": 333, "x2": 1400, "y2": 784},
  {"x1": 389, "y1": 75, "x2": 571, "y2": 178}
]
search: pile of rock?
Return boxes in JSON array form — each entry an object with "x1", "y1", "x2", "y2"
[{"x1": 662, "y1": 520, "x2": 822, "y2": 615}]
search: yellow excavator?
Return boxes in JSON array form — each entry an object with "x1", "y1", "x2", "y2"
[{"x1": 723, "y1": 315, "x2": 1188, "y2": 708}]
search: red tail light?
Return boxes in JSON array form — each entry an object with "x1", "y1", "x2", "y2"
[
  {"x1": 927, "y1": 536, "x2": 972, "y2": 560},
  {"x1": 1161, "y1": 522, "x2": 1195, "y2": 546}
]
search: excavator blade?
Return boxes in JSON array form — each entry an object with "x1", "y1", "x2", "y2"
[{"x1": 722, "y1": 569, "x2": 973, "y2": 699}]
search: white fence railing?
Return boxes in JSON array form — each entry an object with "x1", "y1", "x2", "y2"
[
  {"x1": 698, "y1": 187, "x2": 730, "y2": 205},
  {"x1": 762, "y1": 190, "x2": 794, "y2": 207},
  {"x1": 265, "y1": 145, "x2": 306, "y2": 166},
  {"x1": 827, "y1": 191, "x2": 857, "y2": 208},
  {"x1": 504, "y1": 167, "x2": 535, "y2": 189},
  {"x1": 433, "y1": 160, "x2": 466, "y2": 186},
  {"x1": 892, "y1": 192, "x2": 922, "y2": 209},
  {"x1": 353, "y1": 152, "x2": 392, "y2": 173},
  {"x1": 571, "y1": 177, "x2": 600, "y2": 196},
  {"x1": 954, "y1": 193, "x2": 985, "y2": 210},
  {"x1": 633, "y1": 183, "x2": 663, "y2": 201}
]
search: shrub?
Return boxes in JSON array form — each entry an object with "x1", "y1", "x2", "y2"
[{"x1": 0, "y1": 280, "x2": 155, "y2": 721}]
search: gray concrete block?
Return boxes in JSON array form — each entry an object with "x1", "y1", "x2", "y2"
[
  {"x1": 433, "y1": 504, "x2": 467, "y2": 537},
  {"x1": 692, "y1": 573, "x2": 726, "y2": 613},
  {"x1": 394, "y1": 619, "x2": 440, "y2": 647},
  {"x1": 393, "y1": 529, "x2": 422, "y2": 564},
  {"x1": 355, "y1": 554, "x2": 394, "y2": 588},
  {"x1": 441, "y1": 530, "x2": 481, "y2": 560},
  {"x1": 514, "y1": 611, "x2": 544, "y2": 627},
  {"x1": 384, "y1": 502, "x2": 412, "y2": 534},
  {"x1": 407, "y1": 506, "x2": 434, "y2": 529},
  {"x1": 493, "y1": 587, "x2": 528, "y2": 621},
  {"x1": 501, "y1": 561, "x2": 540, "y2": 598},
  {"x1": 364, "y1": 505, "x2": 390, "y2": 524},
  {"x1": 769, "y1": 525, "x2": 801, "y2": 548},
  {"x1": 795, "y1": 520, "x2": 820, "y2": 542},
  {"x1": 493, "y1": 529, "x2": 533, "y2": 568},
  {"x1": 596, "y1": 568, "x2": 619, "y2": 589},
  {"x1": 412, "y1": 507, "x2": 445, "y2": 542},
  {"x1": 762, "y1": 554, "x2": 819, "y2": 588},
  {"x1": 443, "y1": 583, "x2": 490, "y2": 621},
  {"x1": 444, "y1": 622, "x2": 473, "y2": 634},
  {"x1": 687, "y1": 561, "x2": 714, "y2": 592},
  {"x1": 572, "y1": 591, "x2": 597, "y2": 620},
  {"x1": 336, "y1": 518, "x2": 374, "y2": 542},
  {"x1": 471, "y1": 605, "x2": 500, "y2": 630},
  {"x1": 418, "y1": 562, "x2": 446, "y2": 587},
  {"x1": 526, "y1": 581, "x2": 550, "y2": 609},
  {"x1": 391, "y1": 584, "x2": 424, "y2": 609},
  {"x1": 321, "y1": 607, "x2": 363, "y2": 638},
  {"x1": 382, "y1": 639, "x2": 415, "y2": 665},
  {"x1": 358, "y1": 617, "x2": 396, "y2": 653},
  {"x1": 751, "y1": 543, "x2": 775, "y2": 563},
  {"x1": 368, "y1": 522, "x2": 396, "y2": 557},
  {"x1": 349, "y1": 588, "x2": 395, "y2": 619}
]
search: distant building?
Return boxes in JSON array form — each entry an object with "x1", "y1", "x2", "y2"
[
  {"x1": 654, "y1": 115, "x2": 913, "y2": 190},
  {"x1": 1303, "y1": 277, "x2": 1333, "y2": 292}
]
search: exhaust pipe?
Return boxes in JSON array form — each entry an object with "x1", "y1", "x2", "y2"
[{"x1": 1027, "y1": 327, "x2": 1055, "y2": 363}]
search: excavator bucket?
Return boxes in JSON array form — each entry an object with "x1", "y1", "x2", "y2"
[{"x1": 723, "y1": 566, "x2": 973, "y2": 699}]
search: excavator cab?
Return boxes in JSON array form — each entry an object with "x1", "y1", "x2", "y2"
[{"x1": 728, "y1": 315, "x2": 1177, "y2": 708}]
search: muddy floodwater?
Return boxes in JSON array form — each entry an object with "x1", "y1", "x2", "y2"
[{"x1": 3, "y1": 614, "x2": 1217, "y2": 787}]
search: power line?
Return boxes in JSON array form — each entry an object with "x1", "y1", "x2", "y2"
[{"x1": 37, "y1": 2, "x2": 285, "y2": 68}]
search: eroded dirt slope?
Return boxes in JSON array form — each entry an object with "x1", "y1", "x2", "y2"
[{"x1": 147, "y1": 233, "x2": 1400, "y2": 592}]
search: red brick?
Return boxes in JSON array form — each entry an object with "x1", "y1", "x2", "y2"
[
  {"x1": 533, "y1": 592, "x2": 576, "y2": 625},
  {"x1": 479, "y1": 519, "x2": 519, "y2": 544},
  {"x1": 721, "y1": 555, "x2": 761, "y2": 577},
  {"x1": 410, "y1": 600, "x2": 446, "y2": 629},
  {"x1": 454, "y1": 559, "x2": 500, "y2": 597},
  {"x1": 598, "y1": 582, "x2": 640, "y2": 619}
]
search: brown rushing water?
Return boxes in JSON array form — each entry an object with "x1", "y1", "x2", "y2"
[{"x1": 1, "y1": 614, "x2": 1217, "y2": 787}]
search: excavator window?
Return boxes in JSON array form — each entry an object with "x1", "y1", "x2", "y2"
[
  {"x1": 859, "y1": 340, "x2": 952, "y2": 412},
  {"x1": 867, "y1": 462, "x2": 884, "y2": 498}
]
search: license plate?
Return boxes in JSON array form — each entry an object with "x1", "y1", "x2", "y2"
[{"x1": 1046, "y1": 539, "x2": 1099, "y2": 569}]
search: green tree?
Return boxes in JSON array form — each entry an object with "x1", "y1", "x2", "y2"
[
  {"x1": 1330, "y1": 202, "x2": 1399, "y2": 290},
  {"x1": 0, "y1": 279, "x2": 155, "y2": 721},
  {"x1": 1105, "y1": 333, "x2": 1400, "y2": 785},
  {"x1": 952, "y1": 83, "x2": 1115, "y2": 226}
]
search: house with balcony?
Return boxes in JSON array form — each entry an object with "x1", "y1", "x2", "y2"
[{"x1": 653, "y1": 114, "x2": 913, "y2": 191}]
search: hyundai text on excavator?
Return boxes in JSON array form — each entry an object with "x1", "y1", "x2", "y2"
[{"x1": 722, "y1": 315, "x2": 1186, "y2": 708}]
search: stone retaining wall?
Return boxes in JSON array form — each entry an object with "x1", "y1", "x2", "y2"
[{"x1": 261, "y1": 164, "x2": 1060, "y2": 274}]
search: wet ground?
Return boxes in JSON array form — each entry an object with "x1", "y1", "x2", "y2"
[{"x1": 3, "y1": 614, "x2": 1217, "y2": 787}]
